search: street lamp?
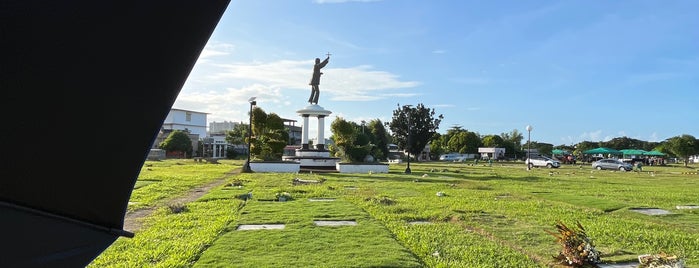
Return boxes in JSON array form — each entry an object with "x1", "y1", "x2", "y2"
[
  {"x1": 405, "y1": 105, "x2": 413, "y2": 174},
  {"x1": 242, "y1": 97, "x2": 256, "y2": 173},
  {"x1": 526, "y1": 125, "x2": 532, "y2": 170}
]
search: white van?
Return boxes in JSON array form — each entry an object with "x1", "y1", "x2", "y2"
[{"x1": 439, "y1": 153, "x2": 470, "y2": 161}]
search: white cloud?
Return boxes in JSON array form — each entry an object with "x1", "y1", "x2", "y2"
[
  {"x1": 176, "y1": 49, "x2": 419, "y2": 125},
  {"x1": 580, "y1": 130, "x2": 603, "y2": 142}
]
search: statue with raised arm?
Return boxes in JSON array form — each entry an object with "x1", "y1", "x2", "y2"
[{"x1": 308, "y1": 53, "x2": 330, "y2": 105}]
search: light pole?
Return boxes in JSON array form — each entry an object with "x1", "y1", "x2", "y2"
[
  {"x1": 361, "y1": 120, "x2": 366, "y2": 134},
  {"x1": 526, "y1": 125, "x2": 532, "y2": 170},
  {"x1": 242, "y1": 97, "x2": 256, "y2": 173},
  {"x1": 405, "y1": 105, "x2": 413, "y2": 174}
]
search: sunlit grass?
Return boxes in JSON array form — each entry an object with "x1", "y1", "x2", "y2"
[{"x1": 90, "y1": 160, "x2": 699, "y2": 267}]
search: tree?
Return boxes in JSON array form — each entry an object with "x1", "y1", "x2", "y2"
[
  {"x1": 429, "y1": 133, "x2": 447, "y2": 158},
  {"x1": 665, "y1": 134, "x2": 698, "y2": 167},
  {"x1": 481, "y1": 134, "x2": 504, "y2": 148},
  {"x1": 158, "y1": 130, "x2": 193, "y2": 157},
  {"x1": 330, "y1": 117, "x2": 370, "y2": 162},
  {"x1": 225, "y1": 122, "x2": 248, "y2": 145},
  {"x1": 387, "y1": 103, "x2": 443, "y2": 160},
  {"x1": 249, "y1": 106, "x2": 288, "y2": 161},
  {"x1": 448, "y1": 130, "x2": 480, "y2": 154},
  {"x1": 601, "y1": 136, "x2": 645, "y2": 150},
  {"x1": 501, "y1": 129, "x2": 524, "y2": 159},
  {"x1": 367, "y1": 119, "x2": 390, "y2": 161}
]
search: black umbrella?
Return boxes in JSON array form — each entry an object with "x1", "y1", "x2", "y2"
[{"x1": 0, "y1": 0, "x2": 230, "y2": 267}]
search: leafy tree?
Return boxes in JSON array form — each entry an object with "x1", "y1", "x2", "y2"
[
  {"x1": 481, "y1": 134, "x2": 504, "y2": 148},
  {"x1": 367, "y1": 119, "x2": 390, "y2": 161},
  {"x1": 387, "y1": 103, "x2": 443, "y2": 160},
  {"x1": 430, "y1": 125, "x2": 466, "y2": 157},
  {"x1": 158, "y1": 130, "x2": 193, "y2": 157},
  {"x1": 225, "y1": 122, "x2": 248, "y2": 145},
  {"x1": 665, "y1": 134, "x2": 698, "y2": 167},
  {"x1": 429, "y1": 133, "x2": 447, "y2": 158},
  {"x1": 533, "y1": 142, "x2": 554, "y2": 156},
  {"x1": 500, "y1": 129, "x2": 524, "y2": 147},
  {"x1": 501, "y1": 129, "x2": 524, "y2": 159},
  {"x1": 330, "y1": 117, "x2": 370, "y2": 162},
  {"x1": 601, "y1": 136, "x2": 646, "y2": 150},
  {"x1": 574, "y1": 141, "x2": 600, "y2": 156},
  {"x1": 249, "y1": 107, "x2": 288, "y2": 161},
  {"x1": 448, "y1": 130, "x2": 480, "y2": 154}
]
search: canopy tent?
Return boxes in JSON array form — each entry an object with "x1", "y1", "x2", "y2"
[
  {"x1": 0, "y1": 0, "x2": 230, "y2": 267},
  {"x1": 583, "y1": 147, "x2": 623, "y2": 155},
  {"x1": 643, "y1": 150, "x2": 666, "y2": 156},
  {"x1": 552, "y1": 149, "x2": 571, "y2": 155},
  {"x1": 620, "y1": 149, "x2": 647, "y2": 157}
]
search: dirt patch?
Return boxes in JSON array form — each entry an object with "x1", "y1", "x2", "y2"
[{"x1": 123, "y1": 169, "x2": 239, "y2": 232}]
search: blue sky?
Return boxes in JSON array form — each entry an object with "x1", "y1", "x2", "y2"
[{"x1": 174, "y1": 0, "x2": 698, "y2": 146}]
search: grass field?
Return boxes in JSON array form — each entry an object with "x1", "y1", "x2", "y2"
[{"x1": 89, "y1": 159, "x2": 699, "y2": 267}]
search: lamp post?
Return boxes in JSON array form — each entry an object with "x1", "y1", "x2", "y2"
[
  {"x1": 242, "y1": 97, "x2": 256, "y2": 173},
  {"x1": 526, "y1": 125, "x2": 532, "y2": 170},
  {"x1": 405, "y1": 105, "x2": 413, "y2": 174}
]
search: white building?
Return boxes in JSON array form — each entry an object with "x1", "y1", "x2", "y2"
[
  {"x1": 478, "y1": 147, "x2": 506, "y2": 160},
  {"x1": 162, "y1": 108, "x2": 208, "y2": 138},
  {"x1": 153, "y1": 108, "x2": 209, "y2": 157},
  {"x1": 209, "y1": 120, "x2": 239, "y2": 135}
]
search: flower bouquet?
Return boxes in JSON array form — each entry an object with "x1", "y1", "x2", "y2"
[{"x1": 545, "y1": 220, "x2": 600, "y2": 267}]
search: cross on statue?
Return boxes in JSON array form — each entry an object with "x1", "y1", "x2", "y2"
[{"x1": 326, "y1": 52, "x2": 332, "y2": 57}]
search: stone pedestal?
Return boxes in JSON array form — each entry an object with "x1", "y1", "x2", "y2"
[{"x1": 281, "y1": 104, "x2": 340, "y2": 170}]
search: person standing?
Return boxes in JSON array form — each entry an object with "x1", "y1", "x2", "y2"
[{"x1": 308, "y1": 54, "x2": 329, "y2": 104}]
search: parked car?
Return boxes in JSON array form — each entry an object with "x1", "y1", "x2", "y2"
[
  {"x1": 525, "y1": 156, "x2": 561, "y2": 169},
  {"x1": 592, "y1": 158, "x2": 633, "y2": 171}
]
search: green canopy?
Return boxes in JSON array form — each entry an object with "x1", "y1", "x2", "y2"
[
  {"x1": 583, "y1": 147, "x2": 622, "y2": 155},
  {"x1": 643, "y1": 150, "x2": 666, "y2": 156},
  {"x1": 552, "y1": 149, "x2": 570, "y2": 155},
  {"x1": 620, "y1": 149, "x2": 647, "y2": 157}
]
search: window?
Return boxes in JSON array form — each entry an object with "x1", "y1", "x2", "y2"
[{"x1": 186, "y1": 112, "x2": 192, "y2": 122}]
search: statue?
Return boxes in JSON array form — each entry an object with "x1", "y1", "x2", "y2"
[{"x1": 308, "y1": 53, "x2": 330, "y2": 105}]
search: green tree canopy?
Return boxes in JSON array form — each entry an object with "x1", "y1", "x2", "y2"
[
  {"x1": 249, "y1": 107, "x2": 288, "y2": 161},
  {"x1": 481, "y1": 134, "x2": 504, "y2": 148},
  {"x1": 388, "y1": 103, "x2": 443, "y2": 158},
  {"x1": 330, "y1": 117, "x2": 370, "y2": 162},
  {"x1": 158, "y1": 130, "x2": 193, "y2": 157},
  {"x1": 448, "y1": 130, "x2": 480, "y2": 154},
  {"x1": 225, "y1": 122, "x2": 248, "y2": 145},
  {"x1": 665, "y1": 134, "x2": 698, "y2": 167},
  {"x1": 367, "y1": 119, "x2": 390, "y2": 161}
]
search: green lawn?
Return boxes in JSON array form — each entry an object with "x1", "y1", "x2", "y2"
[{"x1": 90, "y1": 160, "x2": 699, "y2": 267}]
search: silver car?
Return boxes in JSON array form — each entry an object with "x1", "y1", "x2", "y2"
[{"x1": 592, "y1": 158, "x2": 633, "y2": 171}]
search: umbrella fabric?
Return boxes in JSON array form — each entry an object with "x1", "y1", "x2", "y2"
[
  {"x1": 644, "y1": 150, "x2": 666, "y2": 156},
  {"x1": 552, "y1": 149, "x2": 570, "y2": 155},
  {"x1": 620, "y1": 149, "x2": 647, "y2": 156},
  {"x1": 0, "y1": 0, "x2": 230, "y2": 267},
  {"x1": 583, "y1": 147, "x2": 623, "y2": 155}
]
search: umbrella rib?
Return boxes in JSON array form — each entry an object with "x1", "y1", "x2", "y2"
[{"x1": 1, "y1": 201, "x2": 134, "y2": 238}]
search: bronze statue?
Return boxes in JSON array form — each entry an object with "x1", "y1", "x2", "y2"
[{"x1": 308, "y1": 53, "x2": 330, "y2": 104}]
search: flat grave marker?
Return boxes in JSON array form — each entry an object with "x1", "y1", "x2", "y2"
[
  {"x1": 309, "y1": 198, "x2": 336, "y2": 202},
  {"x1": 313, "y1": 220, "x2": 357, "y2": 226},
  {"x1": 236, "y1": 224, "x2": 285, "y2": 230},
  {"x1": 408, "y1": 221, "x2": 432, "y2": 225},
  {"x1": 629, "y1": 208, "x2": 671, "y2": 215},
  {"x1": 598, "y1": 262, "x2": 638, "y2": 268}
]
